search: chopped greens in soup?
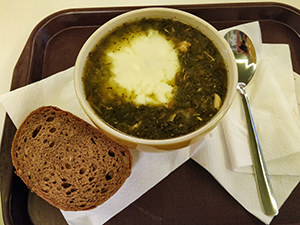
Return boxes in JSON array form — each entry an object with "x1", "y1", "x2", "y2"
[{"x1": 83, "y1": 18, "x2": 228, "y2": 139}]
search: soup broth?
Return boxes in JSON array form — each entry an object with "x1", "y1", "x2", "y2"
[{"x1": 83, "y1": 18, "x2": 228, "y2": 139}]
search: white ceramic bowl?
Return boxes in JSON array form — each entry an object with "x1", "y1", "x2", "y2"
[{"x1": 74, "y1": 7, "x2": 238, "y2": 151}]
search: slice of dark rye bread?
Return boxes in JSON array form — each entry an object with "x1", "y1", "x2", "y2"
[{"x1": 11, "y1": 106, "x2": 132, "y2": 211}]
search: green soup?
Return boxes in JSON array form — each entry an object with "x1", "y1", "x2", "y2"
[{"x1": 83, "y1": 18, "x2": 228, "y2": 139}]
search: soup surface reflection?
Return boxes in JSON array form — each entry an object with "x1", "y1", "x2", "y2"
[{"x1": 83, "y1": 18, "x2": 228, "y2": 139}]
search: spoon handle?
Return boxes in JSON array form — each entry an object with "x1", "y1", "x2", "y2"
[{"x1": 237, "y1": 83, "x2": 279, "y2": 216}]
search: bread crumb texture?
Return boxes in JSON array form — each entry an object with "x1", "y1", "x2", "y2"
[{"x1": 11, "y1": 106, "x2": 132, "y2": 211}]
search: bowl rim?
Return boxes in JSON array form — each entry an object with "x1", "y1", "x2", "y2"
[{"x1": 74, "y1": 7, "x2": 238, "y2": 146}]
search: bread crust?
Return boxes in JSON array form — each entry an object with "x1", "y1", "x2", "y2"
[{"x1": 11, "y1": 106, "x2": 132, "y2": 211}]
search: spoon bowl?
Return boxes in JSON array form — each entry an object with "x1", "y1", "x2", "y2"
[
  {"x1": 224, "y1": 30, "x2": 257, "y2": 83},
  {"x1": 224, "y1": 29, "x2": 279, "y2": 216}
]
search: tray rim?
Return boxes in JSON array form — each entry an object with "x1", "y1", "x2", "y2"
[
  {"x1": 2, "y1": 2, "x2": 300, "y2": 225},
  {"x1": 10, "y1": 1, "x2": 300, "y2": 91}
]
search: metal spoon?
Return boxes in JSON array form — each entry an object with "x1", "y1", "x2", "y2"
[{"x1": 224, "y1": 30, "x2": 278, "y2": 216}]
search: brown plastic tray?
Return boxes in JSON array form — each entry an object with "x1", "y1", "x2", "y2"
[{"x1": 1, "y1": 3, "x2": 300, "y2": 225}]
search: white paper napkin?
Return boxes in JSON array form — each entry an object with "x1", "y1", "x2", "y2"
[
  {"x1": 192, "y1": 22, "x2": 300, "y2": 224},
  {"x1": 219, "y1": 23, "x2": 300, "y2": 175},
  {"x1": 0, "y1": 67, "x2": 201, "y2": 225},
  {"x1": 1, "y1": 22, "x2": 300, "y2": 225}
]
